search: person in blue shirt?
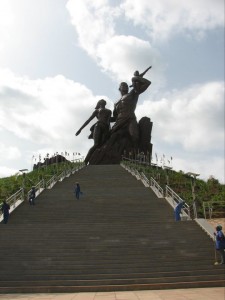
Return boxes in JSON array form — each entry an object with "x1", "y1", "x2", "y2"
[
  {"x1": 1, "y1": 200, "x2": 10, "y2": 224},
  {"x1": 74, "y1": 182, "x2": 82, "y2": 200},
  {"x1": 29, "y1": 186, "x2": 36, "y2": 205},
  {"x1": 214, "y1": 225, "x2": 225, "y2": 264},
  {"x1": 174, "y1": 201, "x2": 185, "y2": 221}
]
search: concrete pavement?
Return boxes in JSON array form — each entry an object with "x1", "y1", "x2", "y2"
[{"x1": 0, "y1": 287, "x2": 224, "y2": 300}]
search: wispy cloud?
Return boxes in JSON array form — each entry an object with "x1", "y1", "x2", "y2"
[{"x1": 121, "y1": 0, "x2": 224, "y2": 41}]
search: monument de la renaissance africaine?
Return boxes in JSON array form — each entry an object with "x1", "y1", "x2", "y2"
[{"x1": 76, "y1": 66, "x2": 153, "y2": 165}]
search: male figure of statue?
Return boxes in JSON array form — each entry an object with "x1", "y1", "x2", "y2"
[
  {"x1": 109, "y1": 67, "x2": 151, "y2": 151},
  {"x1": 75, "y1": 99, "x2": 112, "y2": 165}
]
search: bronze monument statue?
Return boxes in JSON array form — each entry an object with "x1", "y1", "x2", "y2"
[{"x1": 75, "y1": 67, "x2": 153, "y2": 165}]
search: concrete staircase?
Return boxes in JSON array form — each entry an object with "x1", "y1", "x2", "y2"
[{"x1": 0, "y1": 165, "x2": 224, "y2": 293}]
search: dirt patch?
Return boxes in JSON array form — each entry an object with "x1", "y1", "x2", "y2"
[{"x1": 206, "y1": 218, "x2": 225, "y2": 230}]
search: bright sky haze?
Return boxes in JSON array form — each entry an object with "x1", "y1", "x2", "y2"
[{"x1": 0, "y1": 0, "x2": 224, "y2": 183}]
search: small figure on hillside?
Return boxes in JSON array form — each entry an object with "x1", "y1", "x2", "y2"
[
  {"x1": 1, "y1": 200, "x2": 10, "y2": 224},
  {"x1": 214, "y1": 225, "x2": 225, "y2": 264},
  {"x1": 174, "y1": 201, "x2": 185, "y2": 221},
  {"x1": 29, "y1": 186, "x2": 36, "y2": 205},
  {"x1": 74, "y1": 182, "x2": 83, "y2": 200}
]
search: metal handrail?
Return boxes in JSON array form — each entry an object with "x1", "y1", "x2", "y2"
[
  {"x1": 165, "y1": 185, "x2": 191, "y2": 219},
  {"x1": 4, "y1": 188, "x2": 23, "y2": 208},
  {"x1": 140, "y1": 172, "x2": 150, "y2": 187},
  {"x1": 0, "y1": 188, "x2": 23, "y2": 220},
  {"x1": 58, "y1": 171, "x2": 67, "y2": 181},
  {"x1": 121, "y1": 162, "x2": 164, "y2": 198},
  {"x1": 27, "y1": 180, "x2": 45, "y2": 200},
  {"x1": 45, "y1": 175, "x2": 58, "y2": 188},
  {"x1": 150, "y1": 177, "x2": 164, "y2": 198},
  {"x1": 133, "y1": 169, "x2": 141, "y2": 179},
  {"x1": 122, "y1": 163, "x2": 132, "y2": 173}
]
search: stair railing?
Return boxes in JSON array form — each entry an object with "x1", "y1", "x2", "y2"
[
  {"x1": 140, "y1": 172, "x2": 150, "y2": 187},
  {"x1": 165, "y1": 185, "x2": 191, "y2": 220},
  {"x1": 26, "y1": 179, "x2": 45, "y2": 201},
  {"x1": 133, "y1": 169, "x2": 142, "y2": 180},
  {"x1": 66, "y1": 168, "x2": 72, "y2": 177},
  {"x1": 45, "y1": 175, "x2": 58, "y2": 188},
  {"x1": 36, "y1": 179, "x2": 45, "y2": 191},
  {"x1": 0, "y1": 188, "x2": 23, "y2": 221},
  {"x1": 58, "y1": 171, "x2": 66, "y2": 182},
  {"x1": 4, "y1": 188, "x2": 23, "y2": 208},
  {"x1": 122, "y1": 162, "x2": 132, "y2": 174},
  {"x1": 127, "y1": 165, "x2": 138, "y2": 177},
  {"x1": 39, "y1": 162, "x2": 86, "y2": 189},
  {"x1": 121, "y1": 161, "x2": 164, "y2": 198},
  {"x1": 121, "y1": 160, "x2": 138, "y2": 177},
  {"x1": 150, "y1": 177, "x2": 164, "y2": 198}
]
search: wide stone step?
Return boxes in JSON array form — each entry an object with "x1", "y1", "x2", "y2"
[
  {"x1": 0, "y1": 279, "x2": 224, "y2": 294},
  {"x1": 1, "y1": 273, "x2": 225, "y2": 287},
  {"x1": 1, "y1": 267, "x2": 224, "y2": 280},
  {"x1": 0, "y1": 256, "x2": 215, "y2": 264},
  {"x1": 0, "y1": 257, "x2": 215, "y2": 269},
  {"x1": 1, "y1": 264, "x2": 224, "y2": 278}
]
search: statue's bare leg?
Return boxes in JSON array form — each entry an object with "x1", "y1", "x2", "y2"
[{"x1": 84, "y1": 124, "x2": 102, "y2": 164}]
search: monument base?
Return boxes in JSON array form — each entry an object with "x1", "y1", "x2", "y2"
[{"x1": 88, "y1": 116, "x2": 153, "y2": 165}]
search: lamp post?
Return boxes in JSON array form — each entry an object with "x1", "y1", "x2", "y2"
[
  {"x1": 19, "y1": 169, "x2": 28, "y2": 201},
  {"x1": 186, "y1": 172, "x2": 200, "y2": 218}
]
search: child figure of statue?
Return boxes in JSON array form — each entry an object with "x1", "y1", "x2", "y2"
[{"x1": 130, "y1": 66, "x2": 152, "y2": 87}]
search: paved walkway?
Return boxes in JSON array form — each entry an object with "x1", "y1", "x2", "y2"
[{"x1": 0, "y1": 287, "x2": 224, "y2": 300}]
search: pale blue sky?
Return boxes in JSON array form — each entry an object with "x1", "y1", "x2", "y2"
[{"x1": 0, "y1": 0, "x2": 224, "y2": 183}]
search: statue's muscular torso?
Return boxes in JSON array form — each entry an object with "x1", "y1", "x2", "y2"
[{"x1": 114, "y1": 89, "x2": 138, "y2": 121}]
